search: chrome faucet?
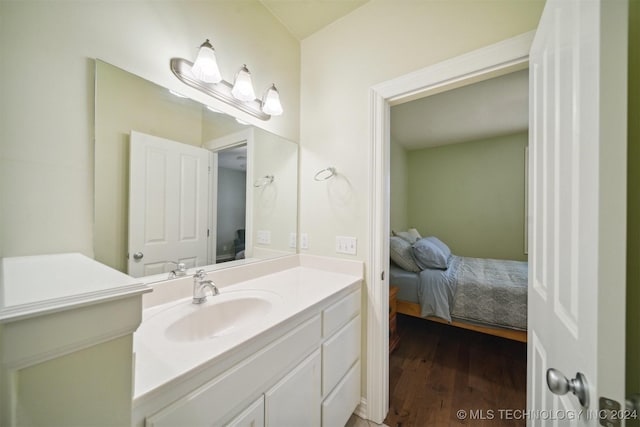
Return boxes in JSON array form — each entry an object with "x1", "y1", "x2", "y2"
[
  {"x1": 167, "y1": 261, "x2": 187, "y2": 279},
  {"x1": 192, "y1": 269, "x2": 219, "y2": 304}
]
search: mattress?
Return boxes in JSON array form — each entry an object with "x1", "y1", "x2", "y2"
[
  {"x1": 389, "y1": 264, "x2": 420, "y2": 304},
  {"x1": 389, "y1": 256, "x2": 528, "y2": 330}
]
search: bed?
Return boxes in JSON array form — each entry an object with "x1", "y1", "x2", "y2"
[{"x1": 389, "y1": 233, "x2": 528, "y2": 342}]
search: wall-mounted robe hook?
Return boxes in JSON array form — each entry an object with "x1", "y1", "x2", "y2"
[
  {"x1": 314, "y1": 167, "x2": 336, "y2": 181},
  {"x1": 254, "y1": 175, "x2": 274, "y2": 188}
]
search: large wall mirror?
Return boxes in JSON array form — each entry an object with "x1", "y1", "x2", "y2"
[{"x1": 94, "y1": 60, "x2": 298, "y2": 279}]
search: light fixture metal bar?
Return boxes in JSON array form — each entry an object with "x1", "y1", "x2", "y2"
[{"x1": 170, "y1": 57, "x2": 271, "y2": 121}]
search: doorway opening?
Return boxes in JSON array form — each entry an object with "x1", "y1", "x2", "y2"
[
  {"x1": 365, "y1": 32, "x2": 534, "y2": 423},
  {"x1": 215, "y1": 144, "x2": 248, "y2": 263},
  {"x1": 385, "y1": 68, "x2": 529, "y2": 426}
]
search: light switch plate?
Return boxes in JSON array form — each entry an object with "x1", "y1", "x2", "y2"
[{"x1": 336, "y1": 236, "x2": 357, "y2": 255}]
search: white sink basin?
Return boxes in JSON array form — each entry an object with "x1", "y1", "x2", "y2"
[{"x1": 141, "y1": 290, "x2": 282, "y2": 343}]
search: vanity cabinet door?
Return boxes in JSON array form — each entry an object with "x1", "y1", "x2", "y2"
[
  {"x1": 225, "y1": 396, "x2": 264, "y2": 427},
  {"x1": 265, "y1": 349, "x2": 321, "y2": 427}
]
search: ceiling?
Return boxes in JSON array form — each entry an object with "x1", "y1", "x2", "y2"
[
  {"x1": 259, "y1": 0, "x2": 369, "y2": 40},
  {"x1": 390, "y1": 69, "x2": 529, "y2": 150},
  {"x1": 256, "y1": 1, "x2": 528, "y2": 149}
]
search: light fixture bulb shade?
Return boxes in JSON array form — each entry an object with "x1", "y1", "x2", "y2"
[
  {"x1": 262, "y1": 84, "x2": 283, "y2": 116},
  {"x1": 231, "y1": 65, "x2": 256, "y2": 102},
  {"x1": 191, "y1": 39, "x2": 222, "y2": 83}
]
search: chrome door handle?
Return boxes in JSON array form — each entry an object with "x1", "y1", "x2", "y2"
[
  {"x1": 133, "y1": 252, "x2": 144, "y2": 261},
  {"x1": 547, "y1": 368, "x2": 589, "y2": 408}
]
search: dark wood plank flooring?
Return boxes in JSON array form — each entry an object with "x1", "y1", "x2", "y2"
[{"x1": 385, "y1": 314, "x2": 527, "y2": 427}]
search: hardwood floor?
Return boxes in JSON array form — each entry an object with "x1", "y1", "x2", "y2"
[{"x1": 385, "y1": 314, "x2": 527, "y2": 427}]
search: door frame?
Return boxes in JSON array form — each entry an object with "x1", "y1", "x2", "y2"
[
  {"x1": 205, "y1": 128, "x2": 255, "y2": 261},
  {"x1": 365, "y1": 31, "x2": 535, "y2": 423}
]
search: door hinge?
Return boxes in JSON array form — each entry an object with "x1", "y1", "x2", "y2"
[
  {"x1": 207, "y1": 229, "x2": 210, "y2": 237},
  {"x1": 381, "y1": 270, "x2": 385, "y2": 281}
]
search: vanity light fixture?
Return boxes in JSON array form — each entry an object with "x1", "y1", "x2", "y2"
[
  {"x1": 191, "y1": 39, "x2": 222, "y2": 83},
  {"x1": 169, "y1": 39, "x2": 284, "y2": 121},
  {"x1": 169, "y1": 89, "x2": 188, "y2": 98},
  {"x1": 261, "y1": 84, "x2": 283, "y2": 116},
  {"x1": 231, "y1": 65, "x2": 256, "y2": 102}
]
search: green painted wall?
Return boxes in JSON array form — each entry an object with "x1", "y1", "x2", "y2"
[
  {"x1": 627, "y1": 0, "x2": 639, "y2": 416},
  {"x1": 390, "y1": 140, "x2": 409, "y2": 232},
  {"x1": 406, "y1": 132, "x2": 527, "y2": 261}
]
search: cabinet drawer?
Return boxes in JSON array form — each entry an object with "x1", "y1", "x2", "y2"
[
  {"x1": 225, "y1": 396, "x2": 264, "y2": 427},
  {"x1": 322, "y1": 289, "x2": 360, "y2": 338},
  {"x1": 146, "y1": 315, "x2": 321, "y2": 427},
  {"x1": 322, "y1": 314, "x2": 360, "y2": 396},
  {"x1": 321, "y1": 360, "x2": 360, "y2": 427}
]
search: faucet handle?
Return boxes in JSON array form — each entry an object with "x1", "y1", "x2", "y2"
[
  {"x1": 194, "y1": 269, "x2": 207, "y2": 280},
  {"x1": 166, "y1": 261, "x2": 188, "y2": 279},
  {"x1": 166, "y1": 261, "x2": 186, "y2": 270}
]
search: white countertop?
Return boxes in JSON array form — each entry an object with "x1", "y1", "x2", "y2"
[
  {"x1": 133, "y1": 265, "x2": 361, "y2": 400},
  {"x1": 0, "y1": 253, "x2": 148, "y2": 322}
]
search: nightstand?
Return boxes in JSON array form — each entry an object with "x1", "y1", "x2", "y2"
[{"x1": 389, "y1": 286, "x2": 400, "y2": 353}]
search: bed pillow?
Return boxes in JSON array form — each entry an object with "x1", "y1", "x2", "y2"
[
  {"x1": 412, "y1": 236, "x2": 452, "y2": 270},
  {"x1": 393, "y1": 228, "x2": 422, "y2": 244},
  {"x1": 390, "y1": 236, "x2": 420, "y2": 273}
]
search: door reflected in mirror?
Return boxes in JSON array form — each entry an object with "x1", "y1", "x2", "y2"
[{"x1": 94, "y1": 60, "x2": 298, "y2": 279}]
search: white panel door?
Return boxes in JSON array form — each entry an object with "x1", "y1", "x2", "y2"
[
  {"x1": 528, "y1": 0, "x2": 628, "y2": 424},
  {"x1": 128, "y1": 131, "x2": 210, "y2": 277}
]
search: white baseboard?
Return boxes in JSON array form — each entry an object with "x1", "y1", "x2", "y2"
[{"x1": 354, "y1": 397, "x2": 368, "y2": 419}]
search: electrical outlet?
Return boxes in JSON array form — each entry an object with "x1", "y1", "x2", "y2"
[
  {"x1": 336, "y1": 236, "x2": 357, "y2": 255},
  {"x1": 257, "y1": 230, "x2": 271, "y2": 245},
  {"x1": 300, "y1": 233, "x2": 309, "y2": 250},
  {"x1": 289, "y1": 232, "x2": 297, "y2": 248}
]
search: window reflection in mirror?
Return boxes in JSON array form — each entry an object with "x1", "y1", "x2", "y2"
[{"x1": 94, "y1": 60, "x2": 298, "y2": 279}]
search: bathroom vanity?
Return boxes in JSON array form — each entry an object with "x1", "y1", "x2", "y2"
[
  {"x1": 133, "y1": 254, "x2": 363, "y2": 427},
  {"x1": 0, "y1": 253, "x2": 363, "y2": 427}
]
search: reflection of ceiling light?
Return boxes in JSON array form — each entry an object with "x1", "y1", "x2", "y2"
[
  {"x1": 206, "y1": 105, "x2": 222, "y2": 113},
  {"x1": 235, "y1": 118, "x2": 249, "y2": 125},
  {"x1": 169, "y1": 89, "x2": 188, "y2": 98},
  {"x1": 191, "y1": 39, "x2": 222, "y2": 83}
]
